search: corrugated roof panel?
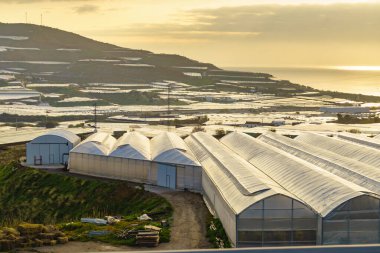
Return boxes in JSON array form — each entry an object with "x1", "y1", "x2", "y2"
[
  {"x1": 109, "y1": 132, "x2": 150, "y2": 160},
  {"x1": 296, "y1": 133, "x2": 380, "y2": 168},
  {"x1": 258, "y1": 132, "x2": 380, "y2": 195},
  {"x1": 221, "y1": 132, "x2": 370, "y2": 217},
  {"x1": 151, "y1": 132, "x2": 199, "y2": 166},
  {"x1": 186, "y1": 132, "x2": 300, "y2": 214}
]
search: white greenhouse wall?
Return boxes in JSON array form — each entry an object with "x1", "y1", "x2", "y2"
[
  {"x1": 69, "y1": 154, "x2": 201, "y2": 191},
  {"x1": 202, "y1": 169, "x2": 237, "y2": 246}
]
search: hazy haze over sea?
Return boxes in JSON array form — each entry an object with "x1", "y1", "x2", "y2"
[{"x1": 227, "y1": 67, "x2": 380, "y2": 97}]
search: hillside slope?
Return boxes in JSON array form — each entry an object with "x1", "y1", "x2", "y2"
[
  {"x1": 0, "y1": 23, "x2": 218, "y2": 83},
  {"x1": 0, "y1": 146, "x2": 171, "y2": 226}
]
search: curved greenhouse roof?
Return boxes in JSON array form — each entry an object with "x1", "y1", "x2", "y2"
[
  {"x1": 186, "y1": 132, "x2": 305, "y2": 215},
  {"x1": 258, "y1": 132, "x2": 380, "y2": 195},
  {"x1": 151, "y1": 132, "x2": 200, "y2": 166},
  {"x1": 295, "y1": 133, "x2": 380, "y2": 168},
  {"x1": 221, "y1": 132, "x2": 373, "y2": 217},
  {"x1": 70, "y1": 132, "x2": 116, "y2": 156},
  {"x1": 109, "y1": 132, "x2": 150, "y2": 160},
  {"x1": 337, "y1": 132, "x2": 380, "y2": 151},
  {"x1": 31, "y1": 129, "x2": 81, "y2": 145}
]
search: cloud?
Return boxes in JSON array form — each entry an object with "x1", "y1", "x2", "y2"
[
  {"x1": 4, "y1": 0, "x2": 92, "y2": 2},
  {"x1": 90, "y1": 3, "x2": 380, "y2": 44},
  {"x1": 74, "y1": 4, "x2": 99, "y2": 13}
]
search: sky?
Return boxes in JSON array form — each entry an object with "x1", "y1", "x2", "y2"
[{"x1": 0, "y1": 0, "x2": 379, "y2": 68}]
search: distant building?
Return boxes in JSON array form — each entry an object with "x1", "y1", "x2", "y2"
[
  {"x1": 26, "y1": 130, "x2": 80, "y2": 166},
  {"x1": 271, "y1": 119, "x2": 286, "y2": 126},
  {"x1": 320, "y1": 106, "x2": 370, "y2": 114}
]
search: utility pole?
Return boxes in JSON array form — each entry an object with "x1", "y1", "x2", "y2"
[
  {"x1": 167, "y1": 83, "x2": 171, "y2": 132},
  {"x1": 40, "y1": 13, "x2": 43, "y2": 26},
  {"x1": 25, "y1": 12, "x2": 28, "y2": 23},
  {"x1": 45, "y1": 110, "x2": 48, "y2": 128},
  {"x1": 94, "y1": 102, "x2": 98, "y2": 132}
]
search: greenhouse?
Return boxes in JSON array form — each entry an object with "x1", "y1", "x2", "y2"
[
  {"x1": 186, "y1": 132, "x2": 319, "y2": 247},
  {"x1": 68, "y1": 132, "x2": 201, "y2": 191},
  {"x1": 150, "y1": 132, "x2": 202, "y2": 191},
  {"x1": 257, "y1": 132, "x2": 380, "y2": 195},
  {"x1": 220, "y1": 132, "x2": 380, "y2": 245},
  {"x1": 295, "y1": 133, "x2": 380, "y2": 168},
  {"x1": 26, "y1": 129, "x2": 80, "y2": 166},
  {"x1": 336, "y1": 132, "x2": 380, "y2": 151}
]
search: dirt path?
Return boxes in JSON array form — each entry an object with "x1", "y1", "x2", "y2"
[{"x1": 158, "y1": 190, "x2": 212, "y2": 250}]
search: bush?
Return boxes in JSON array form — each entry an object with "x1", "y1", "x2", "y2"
[
  {"x1": 159, "y1": 227, "x2": 171, "y2": 243},
  {"x1": 347, "y1": 129, "x2": 361, "y2": 134},
  {"x1": 36, "y1": 121, "x2": 59, "y2": 128},
  {"x1": 214, "y1": 129, "x2": 226, "y2": 139},
  {"x1": 192, "y1": 125, "x2": 205, "y2": 133},
  {"x1": 206, "y1": 218, "x2": 231, "y2": 248}
]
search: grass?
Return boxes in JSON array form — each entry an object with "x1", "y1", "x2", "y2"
[{"x1": 0, "y1": 145, "x2": 173, "y2": 246}]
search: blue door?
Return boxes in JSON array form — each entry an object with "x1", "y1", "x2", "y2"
[{"x1": 157, "y1": 164, "x2": 176, "y2": 189}]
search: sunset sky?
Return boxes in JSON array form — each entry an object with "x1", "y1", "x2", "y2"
[{"x1": 0, "y1": 0, "x2": 379, "y2": 68}]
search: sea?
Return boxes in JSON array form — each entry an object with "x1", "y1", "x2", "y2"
[{"x1": 226, "y1": 67, "x2": 380, "y2": 97}]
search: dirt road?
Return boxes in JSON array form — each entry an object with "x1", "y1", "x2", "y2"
[{"x1": 158, "y1": 190, "x2": 211, "y2": 250}]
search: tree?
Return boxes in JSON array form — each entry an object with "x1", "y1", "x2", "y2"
[{"x1": 214, "y1": 128, "x2": 226, "y2": 139}]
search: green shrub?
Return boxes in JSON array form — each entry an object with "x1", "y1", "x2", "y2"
[
  {"x1": 206, "y1": 218, "x2": 231, "y2": 248},
  {"x1": 159, "y1": 227, "x2": 171, "y2": 243}
]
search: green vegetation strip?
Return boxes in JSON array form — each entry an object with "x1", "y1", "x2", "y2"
[{"x1": 0, "y1": 146, "x2": 173, "y2": 246}]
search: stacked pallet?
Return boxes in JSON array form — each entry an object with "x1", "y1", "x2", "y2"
[{"x1": 136, "y1": 231, "x2": 159, "y2": 247}]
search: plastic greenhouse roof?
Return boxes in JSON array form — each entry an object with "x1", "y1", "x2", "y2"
[
  {"x1": 221, "y1": 132, "x2": 373, "y2": 217},
  {"x1": 109, "y1": 132, "x2": 150, "y2": 160},
  {"x1": 295, "y1": 133, "x2": 380, "y2": 168},
  {"x1": 185, "y1": 132, "x2": 305, "y2": 215},
  {"x1": 32, "y1": 129, "x2": 81, "y2": 145},
  {"x1": 70, "y1": 132, "x2": 116, "y2": 156},
  {"x1": 258, "y1": 132, "x2": 380, "y2": 196},
  {"x1": 151, "y1": 132, "x2": 200, "y2": 166},
  {"x1": 337, "y1": 132, "x2": 380, "y2": 151}
]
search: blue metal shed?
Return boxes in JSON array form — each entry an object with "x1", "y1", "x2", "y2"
[{"x1": 26, "y1": 130, "x2": 81, "y2": 165}]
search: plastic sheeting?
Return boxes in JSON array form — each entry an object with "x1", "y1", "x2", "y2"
[
  {"x1": 30, "y1": 129, "x2": 81, "y2": 146},
  {"x1": 221, "y1": 132, "x2": 371, "y2": 217},
  {"x1": 295, "y1": 133, "x2": 380, "y2": 168},
  {"x1": 258, "y1": 132, "x2": 380, "y2": 195},
  {"x1": 337, "y1": 133, "x2": 380, "y2": 151},
  {"x1": 151, "y1": 132, "x2": 200, "y2": 166},
  {"x1": 70, "y1": 132, "x2": 116, "y2": 156},
  {"x1": 109, "y1": 132, "x2": 150, "y2": 160},
  {"x1": 185, "y1": 132, "x2": 304, "y2": 214}
]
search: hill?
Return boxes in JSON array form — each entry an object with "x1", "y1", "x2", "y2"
[
  {"x1": 1, "y1": 22, "x2": 379, "y2": 109},
  {"x1": 0, "y1": 23, "x2": 218, "y2": 84}
]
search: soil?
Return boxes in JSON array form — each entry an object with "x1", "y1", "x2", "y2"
[{"x1": 158, "y1": 190, "x2": 211, "y2": 250}]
